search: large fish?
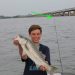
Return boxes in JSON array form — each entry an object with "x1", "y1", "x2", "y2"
[{"x1": 14, "y1": 35, "x2": 57, "y2": 74}]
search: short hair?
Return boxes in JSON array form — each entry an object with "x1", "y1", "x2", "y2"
[{"x1": 28, "y1": 25, "x2": 42, "y2": 34}]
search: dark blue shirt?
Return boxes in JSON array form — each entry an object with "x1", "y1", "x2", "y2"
[{"x1": 21, "y1": 44, "x2": 51, "y2": 75}]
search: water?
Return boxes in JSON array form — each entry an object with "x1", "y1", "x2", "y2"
[{"x1": 0, "y1": 16, "x2": 75, "y2": 75}]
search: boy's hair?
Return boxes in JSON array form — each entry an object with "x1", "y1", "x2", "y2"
[{"x1": 28, "y1": 25, "x2": 42, "y2": 34}]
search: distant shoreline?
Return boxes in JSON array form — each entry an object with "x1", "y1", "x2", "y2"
[{"x1": 0, "y1": 15, "x2": 75, "y2": 20}]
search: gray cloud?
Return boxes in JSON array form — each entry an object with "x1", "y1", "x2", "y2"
[{"x1": 0, "y1": 0, "x2": 75, "y2": 16}]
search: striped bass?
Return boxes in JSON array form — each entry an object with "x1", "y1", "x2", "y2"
[{"x1": 15, "y1": 35, "x2": 57, "y2": 74}]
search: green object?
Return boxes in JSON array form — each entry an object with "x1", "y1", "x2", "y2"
[
  {"x1": 47, "y1": 15, "x2": 53, "y2": 20},
  {"x1": 32, "y1": 12, "x2": 53, "y2": 20}
]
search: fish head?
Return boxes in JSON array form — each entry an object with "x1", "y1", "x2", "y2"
[
  {"x1": 13, "y1": 35, "x2": 21, "y2": 41},
  {"x1": 14, "y1": 35, "x2": 28, "y2": 45},
  {"x1": 19, "y1": 35, "x2": 29, "y2": 45}
]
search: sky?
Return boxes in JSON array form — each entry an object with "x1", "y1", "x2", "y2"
[{"x1": 0, "y1": 0, "x2": 75, "y2": 16}]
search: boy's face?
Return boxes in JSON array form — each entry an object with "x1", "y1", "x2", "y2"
[{"x1": 29, "y1": 29, "x2": 42, "y2": 43}]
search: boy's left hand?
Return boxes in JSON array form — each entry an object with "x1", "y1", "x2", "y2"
[{"x1": 39, "y1": 65, "x2": 47, "y2": 71}]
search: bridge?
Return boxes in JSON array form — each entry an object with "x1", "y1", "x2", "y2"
[{"x1": 43, "y1": 7, "x2": 75, "y2": 16}]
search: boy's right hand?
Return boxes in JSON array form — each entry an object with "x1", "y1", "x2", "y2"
[
  {"x1": 13, "y1": 36, "x2": 20, "y2": 46},
  {"x1": 13, "y1": 40, "x2": 19, "y2": 46},
  {"x1": 21, "y1": 54, "x2": 28, "y2": 60}
]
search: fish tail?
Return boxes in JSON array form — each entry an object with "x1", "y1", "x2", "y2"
[{"x1": 51, "y1": 65, "x2": 57, "y2": 70}]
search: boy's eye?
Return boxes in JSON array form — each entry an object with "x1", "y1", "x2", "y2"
[{"x1": 37, "y1": 33, "x2": 40, "y2": 35}]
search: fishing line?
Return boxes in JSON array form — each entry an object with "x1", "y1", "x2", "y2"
[{"x1": 53, "y1": 19, "x2": 64, "y2": 75}]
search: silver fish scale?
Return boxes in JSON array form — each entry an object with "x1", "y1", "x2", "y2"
[
  {"x1": 26, "y1": 39, "x2": 47, "y2": 61},
  {"x1": 38, "y1": 50, "x2": 46, "y2": 60}
]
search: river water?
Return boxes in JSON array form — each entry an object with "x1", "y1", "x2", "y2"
[{"x1": 0, "y1": 16, "x2": 75, "y2": 75}]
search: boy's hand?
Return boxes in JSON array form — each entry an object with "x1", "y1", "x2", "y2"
[
  {"x1": 39, "y1": 65, "x2": 47, "y2": 71},
  {"x1": 13, "y1": 36, "x2": 20, "y2": 46},
  {"x1": 21, "y1": 53, "x2": 28, "y2": 60}
]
